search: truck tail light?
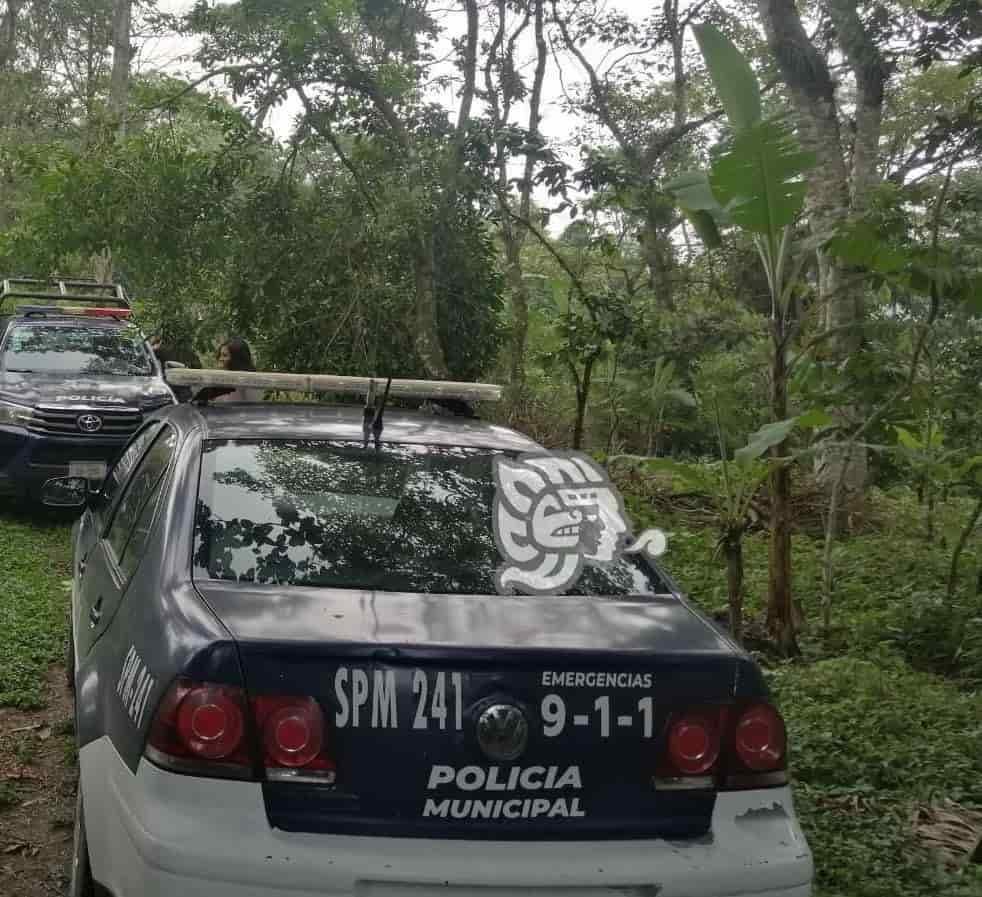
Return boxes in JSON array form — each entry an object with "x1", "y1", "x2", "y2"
[
  {"x1": 145, "y1": 679, "x2": 337, "y2": 783},
  {"x1": 653, "y1": 702, "x2": 788, "y2": 791}
]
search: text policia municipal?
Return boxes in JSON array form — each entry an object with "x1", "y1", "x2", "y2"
[{"x1": 423, "y1": 765, "x2": 585, "y2": 820}]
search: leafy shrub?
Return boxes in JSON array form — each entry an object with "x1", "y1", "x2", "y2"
[
  {"x1": 772, "y1": 657, "x2": 982, "y2": 800},
  {"x1": 888, "y1": 592, "x2": 982, "y2": 687},
  {"x1": 771, "y1": 657, "x2": 982, "y2": 897}
]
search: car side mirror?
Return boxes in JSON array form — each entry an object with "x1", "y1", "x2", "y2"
[
  {"x1": 164, "y1": 360, "x2": 187, "y2": 370},
  {"x1": 41, "y1": 476, "x2": 90, "y2": 509}
]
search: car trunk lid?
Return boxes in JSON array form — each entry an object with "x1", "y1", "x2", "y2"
[{"x1": 197, "y1": 582, "x2": 742, "y2": 840}]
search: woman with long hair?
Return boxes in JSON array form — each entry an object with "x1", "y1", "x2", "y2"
[
  {"x1": 195, "y1": 337, "x2": 263, "y2": 403},
  {"x1": 217, "y1": 337, "x2": 255, "y2": 373}
]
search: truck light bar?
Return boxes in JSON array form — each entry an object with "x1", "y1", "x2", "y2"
[
  {"x1": 16, "y1": 305, "x2": 132, "y2": 318},
  {"x1": 166, "y1": 369, "x2": 503, "y2": 403}
]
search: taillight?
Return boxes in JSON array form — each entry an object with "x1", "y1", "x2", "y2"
[
  {"x1": 724, "y1": 703, "x2": 787, "y2": 788},
  {"x1": 668, "y1": 713, "x2": 720, "y2": 775},
  {"x1": 146, "y1": 679, "x2": 252, "y2": 778},
  {"x1": 252, "y1": 695, "x2": 336, "y2": 784},
  {"x1": 145, "y1": 679, "x2": 337, "y2": 783},
  {"x1": 653, "y1": 702, "x2": 788, "y2": 791},
  {"x1": 655, "y1": 706, "x2": 726, "y2": 789},
  {"x1": 176, "y1": 685, "x2": 246, "y2": 759}
]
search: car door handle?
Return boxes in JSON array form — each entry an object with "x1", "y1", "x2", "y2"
[
  {"x1": 78, "y1": 558, "x2": 86, "y2": 577},
  {"x1": 89, "y1": 598, "x2": 103, "y2": 628}
]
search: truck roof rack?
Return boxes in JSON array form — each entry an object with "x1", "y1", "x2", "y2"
[{"x1": 0, "y1": 277, "x2": 130, "y2": 310}]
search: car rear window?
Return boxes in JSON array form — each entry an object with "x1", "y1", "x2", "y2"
[
  {"x1": 194, "y1": 440, "x2": 668, "y2": 596},
  {"x1": 1, "y1": 323, "x2": 152, "y2": 376}
]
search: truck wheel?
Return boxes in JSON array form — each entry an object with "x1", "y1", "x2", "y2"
[{"x1": 68, "y1": 787, "x2": 95, "y2": 897}]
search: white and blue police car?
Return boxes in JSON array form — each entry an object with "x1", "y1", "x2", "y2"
[{"x1": 54, "y1": 368, "x2": 813, "y2": 897}]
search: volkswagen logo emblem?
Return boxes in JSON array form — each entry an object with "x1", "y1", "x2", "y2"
[
  {"x1": 76, "y1": 414, "x2": 103, "y2": 434},
  {"x1": 476, "y1": 703, "x2": 529, "y2": 762}
]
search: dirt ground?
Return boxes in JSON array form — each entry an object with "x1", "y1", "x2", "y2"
[{"x1": 0, "y1": 666, "x2": 76, "y2": 897}]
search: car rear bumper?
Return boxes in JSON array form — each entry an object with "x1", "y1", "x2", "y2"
[{"x1": 80, "y1": 737, "x2": 813, "y2": 897}]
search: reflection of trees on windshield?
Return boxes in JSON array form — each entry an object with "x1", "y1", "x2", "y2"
[
  {"x1": 193, "y1": 440, "x2": 664, "y2": 596},
  {"x1": 2, "y1": 325, "x2": 151, "y2": 376}
]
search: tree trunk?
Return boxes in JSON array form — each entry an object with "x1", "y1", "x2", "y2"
[
  {"x1": 0, "y1": 0, "x2": 20, "y2": 70},
  {"x1": 758, "y1": 0, "x2": 883, "y2": 516},
  {"x1": 413, "y1": 227, "x2": 449, "y2": 378},
  {"x1": 571, "y1": 354, "x2": 598, "y2": 451},
  {"x1": 826, "y1": 0, "x2": 889, "y2": 210},
  {"x1": 109, "y1": 0, "x2": 133, "y2": 130},
  {"x1": 724, "y1": 533, "x2": 744, "y2": 646},
  {"x1": 640, "y1": 218, "x2": 675, "y2": 309},
  {"x1": 765, "y1": 339, "x2": 799, "y2": 656},
  {"x1": 572, "y1": 396, "x2": 587, "y2": 450},
  {"x1": 947, "y1": 496, "x2": 982, "y2": 602},
  {"x1": 494, "y1": 0, "x2": 546, "y2": 402},
  {"x1": 605, "y1": 353, "x2": 620, "y2": 456},
  {"x1": 512, "y1": 0, "x2": 547, "y2": 394},
  {"x1": 505, "y1": 240, "x2": 530, "y2": 396}
]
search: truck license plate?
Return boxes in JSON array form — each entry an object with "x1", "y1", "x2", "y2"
[{"x1": 69, "y1": 461, "x2": 108, "y2": 480}]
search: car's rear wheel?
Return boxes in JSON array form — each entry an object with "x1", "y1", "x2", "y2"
[{"x1": 68, "y1": 778, "x2": 95, "y2": 897}]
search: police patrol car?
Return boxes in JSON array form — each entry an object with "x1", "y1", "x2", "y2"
[
  {"x1": 52, "y1": 369, "x2": 813, "y2": 897},
  {"x1": 0, "y1": 278, "x2": 175, "y2": 505}
]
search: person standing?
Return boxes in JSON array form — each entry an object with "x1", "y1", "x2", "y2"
[
  {"x1": 212, "y1": 337, "x2": 264, "y2": 402},
  {"x1": 193, "y1": 337, "x2": 264, "y2": 403}
]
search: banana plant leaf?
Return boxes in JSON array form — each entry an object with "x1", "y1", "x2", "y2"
[
  {"x1": 692, "y1": 23, "x2": 762, "y2": 132},
  {"x1": 709, "y1": 120, "x2": 815, "y2": 236},
  {"x1": 665, "y1": 170, "x2": 727, "y2": 249}
]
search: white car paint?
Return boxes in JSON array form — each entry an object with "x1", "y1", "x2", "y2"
[{"x1": 80, "y1": 736, "x2": 813, "y2": 897}]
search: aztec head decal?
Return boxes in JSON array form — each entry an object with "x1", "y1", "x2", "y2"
[{"x1": 492, "y1": 452, "x2": 667, "y2": 595}]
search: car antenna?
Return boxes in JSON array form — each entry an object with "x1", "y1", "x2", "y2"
[
  {"x1": 371, "y1": 377, "x2": 393, "y2": 451},
  {"x1": 362, "y1": 300, "x2": 384, "y2": 449},
  {"x1": 362, "y1": 378, "x2": 378, "y2": 449}
]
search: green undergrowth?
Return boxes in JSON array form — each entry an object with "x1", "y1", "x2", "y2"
[
  {"x1": 1, "y1": 484, "x2": 980, "y2": 894},
  {"x1": 631, "y1": 485, "x2": 982, "y2": 683},
  {"x1": 0, "y1": 511, "x2": 72, "y2": 708},
  {"x1": 771, "y1": 658, "x2": 982, "y2": 897},
  {"x1": 627, "y1": 480, "x2": 982, "y2": 897}
]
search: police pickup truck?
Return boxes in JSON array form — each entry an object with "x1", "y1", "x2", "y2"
[{"x1": 0, "y1": 278, "x2": 176, "y2": 505}]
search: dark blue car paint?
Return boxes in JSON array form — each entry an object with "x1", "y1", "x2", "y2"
[
  {"x1": 73, "y1": 416, "x2": 238, "y2": 773},
  {"x1": 69, "y1": 403, "x2": 774, "y2": 843},
  {"x1": 192, "y1": 582, "x2": 733, "y2": 655},
  {"x1": 1, "y1": 427, "x2": 140, "y2": 499}
]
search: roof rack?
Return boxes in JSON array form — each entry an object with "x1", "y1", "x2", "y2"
[
  {"x1": 166, "y1": 369, "x2": 503, "y2": 404},
  {"x1": 1, "y1": 277, "x2": 130, "y2": 310}
]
